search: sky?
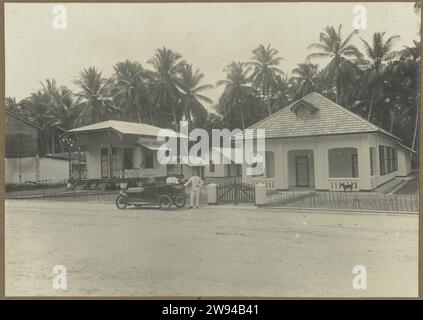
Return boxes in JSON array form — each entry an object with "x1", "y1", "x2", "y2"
[{"x1": 5, "y1": 2, "x2": 421, "y2": 106}]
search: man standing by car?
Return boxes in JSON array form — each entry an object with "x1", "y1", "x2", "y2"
[{"x1": 184, "y1": 170, "x2": 203, "y2": 209}]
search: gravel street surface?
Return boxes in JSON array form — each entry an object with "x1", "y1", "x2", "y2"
[{"x1": 5, "y1": 200, "x2": 418, "y2": 297}]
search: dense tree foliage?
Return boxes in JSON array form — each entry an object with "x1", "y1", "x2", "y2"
[{"x1": 6, "y1": 24, "x2": 420, "y2": 155}]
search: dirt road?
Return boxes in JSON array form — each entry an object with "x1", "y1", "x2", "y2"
[{"x1": 5, "y1": 200, "x2": 418, "y2": 297}]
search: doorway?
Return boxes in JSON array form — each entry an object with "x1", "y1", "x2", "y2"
[
  {"x1": 101, "y1": 148, "x2": 109, "y2": 179},
  {"x1": 295, "y1": 156, "x2": 310, "y2": 187}
]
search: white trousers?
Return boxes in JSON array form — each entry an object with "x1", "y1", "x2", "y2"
[{"x1": 190, "y1": 188, "x2": 201, "y2": 208}]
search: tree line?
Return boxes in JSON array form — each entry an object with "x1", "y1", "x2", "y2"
[{"x1": 6, "y1": 24, "x2": 420, "y2": 155}]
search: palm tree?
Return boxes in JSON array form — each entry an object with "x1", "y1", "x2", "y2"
[
  {"x1": 393, "y1": 41, "x2": 421, "y2": 150},
  {"x1": 148, "y1": 47, "x2": 184, "y2": 130},
  {"x1": 19, "y1": 80, "x2": 72, "y2": 153},
  {"x1": 306, "y1": 25, "x2": 363, "y2": 103},
  {"x1": 291, "y1": 63, "x2": 320, "y2": 99},
  {"x1": 216, "y1": 62, "x2": 255, "y2": 130},
  {"x1": 74, "y1": 66, "x2": 117, "y2": 125},
  {"x1": 112, "y1": 60, "x2": 154, "y2": 123},
  {"x1": 248, "y1": 44, "x2": 284, "y2": 115},
  {"x1": 414, "y1": 0, "x2": 421, "y2": 13},
  {"x1": 5, "y1": 97, "x2": 23, "y2": 115},
  {"x1": 270, "y1": 75, "x2": 292, "y2": 111},
  {"x1": 176, "y1": 63, "x2": 213, "y2": 127},
  {"x1": 360, "y1": 32, "x2": 400, "y2": 120}
]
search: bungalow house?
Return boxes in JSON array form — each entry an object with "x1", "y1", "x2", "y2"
[
  {"x1": 204, "y1": 147, "x2": 242, "y2": 180},
  {"x1": 65, "y1": 120, "x2": 201, "y2": 187},
  {"x1": 242, "y1": 92, "x2": 414, "y2": 192}
]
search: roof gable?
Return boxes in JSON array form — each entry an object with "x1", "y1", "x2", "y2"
[
  {"x1": 67, "y1": 120, "x2": 172, "y2": 137},
  {"x1": 6, "y1": 111, "x2": 42, "y2": 130},
  {"x1": 247, "y1": 92, "x2": 401, "y2": 141},
  {"x1": 290, "y1": 100, "x2": 319, "y2": 116}
]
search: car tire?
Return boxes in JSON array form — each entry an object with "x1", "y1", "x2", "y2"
[
  {"x1": 116, "y1": 194, "x2": 128, "y2": 210},
  {"x1": 158, "y1": 194, "x2": 173, "y2": 210},
  {"x1": 173, "y1": 194, "x2": 187, "y2": 208}
]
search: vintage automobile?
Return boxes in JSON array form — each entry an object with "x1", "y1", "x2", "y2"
[{"x1": 115, "y1": 183, "x2": 187, "y2": 210}]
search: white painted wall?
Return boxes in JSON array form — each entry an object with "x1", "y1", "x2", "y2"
[
  {"x1": 78, "y1": 131, "x2": 191, "y2": 179},
  {"x1": 204, "y1": 149, "x2": 229, "y2": 178},
  {"x1": 5, "y1": 157, "x2": 68, "y2": 184},
  {"x1": 368, "y1": 133, "x2": 406, "y2": 188},
  {"x1": 397, "y1": 148, "x2": 412, "y2": 177},
  {"x1": 5, "y1": 157, "x2": 37, "y2": 184},
  {"x1": 242, "y1": 132, "x2": 410, "y2": 191},
  {"x1": 39, "y1": 158, "x2": 69, "y2": 183}
]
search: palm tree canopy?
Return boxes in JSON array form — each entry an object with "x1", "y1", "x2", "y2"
[
  {"x1": 147, "y1": 47, "x2": 185, "y2": 129},
  {"x1": 306, "y1": 24, "x2": 363, "y2": 103},
  {"x1": 360, "y1": 32, "x2": 400, "y2": 71},
  {"x1": 74, "y1": 66, "x2": 117, "y2": 125},
  {"x1": 307, "y1": 25, "x2": 363, "y2": 61},
  {"x1": 248, "y1": 44, "x2": 284, "y2": 95},
  {"x1": 291, "y1": 63, "x2": 320, "y2": 98},
  {"x1": 112, "y1": 60, "x2": 153, "y2": 123},
  {"x1": 176, "y1": 63, "x2": 214, "y2": 125},
  {"x1": 216, "y1": 62, "x2": 265, "y2": 129}
]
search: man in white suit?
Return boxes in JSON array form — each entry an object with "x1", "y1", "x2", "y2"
[{"x1": 184, "y1": 169, "x2": 203, "y2": 208}]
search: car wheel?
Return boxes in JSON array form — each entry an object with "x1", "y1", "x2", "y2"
[
  {"x1": 173, "y1": 194, "x2": 187, "y2": 208},
  {"x1": 158, "y1": 194, "x2": 173, "y2": 210},
  {"x1": 116, "y1": 195, "x2": 128, "y2": 210}
]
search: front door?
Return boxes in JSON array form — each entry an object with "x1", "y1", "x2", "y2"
[
  {"x1": 295, "y1": 156, "x2": 309, "y2": 187},
  {"x1": 101, "y1": 148, "x2": 109, "y2": 179}
]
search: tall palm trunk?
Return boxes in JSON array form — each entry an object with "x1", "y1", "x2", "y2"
[
  {"x1": 412, "y1": 98, "x2": 420, "y2": 150},
  {"x1": 266, "y1": 98, "x2": 272, "y2": 115},
  {"x1": 134, "y1": 96, "x2": 142, "y2": 123},
  {"x1": 389, "y1": 106, "x2": 396, "y2": 133},
  {"x1": 335, "y1": 59, "x2": 341, "y2": 104},
  {"x1": 367, "y1": 93, "x2": 375, "y2": 121},
  {"x1": 336, "y1": 75, "x2": 341, "y2": 104},
  {"x1": 150, "y1": 107, "x2": 154, "y2": 125},
  {"x1": 171, "y1": 106, "x2": 179, "y2": 131},
  {"x1": 51, "y1": 135, "x2": 55, "y2": 154},
  {"x1": 184, "y1": 100, "x2": 192, "y2": 128},
  {"x1": 239, "y1": 103, "x2": 245, "y2": 130}
]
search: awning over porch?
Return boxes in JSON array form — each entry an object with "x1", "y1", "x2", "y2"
[
  {"x1": 137, "y1": 142, "x2": 170, "y2": 151},
  {"x1": 180, "y1": 155, "x2": 209, "y2": 167}
]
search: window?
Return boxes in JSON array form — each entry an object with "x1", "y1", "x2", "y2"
[
  {"x1": 143, "y1": 149, "x2": 154, "y2": 169},
  {"x1": 101, "y1": 148, "x2": 109, "y2": 179},
  {"x1": 379, "y1": 146, "x2": 385, "y2": 175},
  {"x1": 123, "y1": 148, "x2": 133, "y2": 169},
  {"x1": 369, "y1": 147, "x2": 376, "y2": 176},
  {"x1": 209, "y1": 160, "x2": 215, "y2": 173},
  {"x1": 393, "y1": 148, "x2": 398, "y2": 171},
  {"x1": 379, "y1": 145, "x2": 398, "y2": 175},
  {"x1": 352, "y1": 154, "x2": 358, "y2": 178},
  {"x1": 386, "y1": 147, "x2": 392, "y2": 173},
  {"x1": 111, "y1": 148, "x2": 121, "y2": 178}
]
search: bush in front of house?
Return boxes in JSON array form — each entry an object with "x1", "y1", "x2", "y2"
[{"x1": 5, "y1": 181, "x2": 67, "y2": 192}]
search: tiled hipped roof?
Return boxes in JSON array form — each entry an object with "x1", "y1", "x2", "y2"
[{"x1": 247, "y1": 92, "x2": 401, "y2": 141}]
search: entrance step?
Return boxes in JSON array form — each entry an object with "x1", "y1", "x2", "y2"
[{"x1": 374, "y1": 178, "x2": 406, "y2": 194}]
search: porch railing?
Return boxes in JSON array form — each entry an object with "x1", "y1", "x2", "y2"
[
  {"x1": 123, "y1": 168, "x2": 156, "y2": 178},
  {"x1": 252, "y1": 177, "x2": 276, "y2": 190},
  {"x1": 328, "y1": 177, "x2": 359, "y2": 191}
]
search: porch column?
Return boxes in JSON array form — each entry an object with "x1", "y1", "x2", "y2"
[
  {"x1": 359, "y1": 137, "x2": 372, "y2": 191},
  {"x1": 279, "y1": 144, "x2": 289, "y2": 190},
  {"x1": 314, "y1": 143, "x2": 329, "y2": 190}
]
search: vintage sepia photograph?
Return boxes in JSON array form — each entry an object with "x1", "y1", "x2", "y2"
[{"x1": 3, "y1": 2, "x2": 421, "y2": 298}]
